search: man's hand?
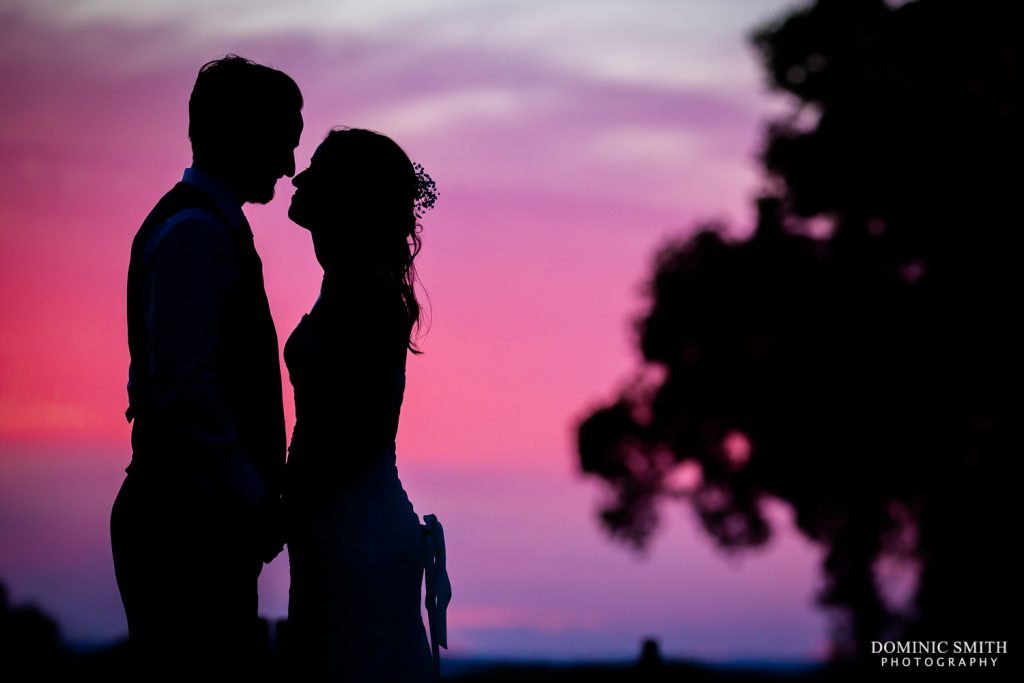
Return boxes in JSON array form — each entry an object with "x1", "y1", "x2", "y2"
[{"x1": 243, "y1": 494, "x2": 285, "y2": 564}]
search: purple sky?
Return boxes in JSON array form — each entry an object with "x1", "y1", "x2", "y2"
[{"x1": 0, "y1": 0, "x2": 832, "y2": 661}]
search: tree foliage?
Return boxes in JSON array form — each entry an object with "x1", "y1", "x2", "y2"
[{"x1": 577, "y1": 0, "x2": 1018, "y2": 656}]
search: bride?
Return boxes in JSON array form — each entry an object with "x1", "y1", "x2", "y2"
[{"x1": 283, "y1": 127, "x2": 447, "y2": 681}]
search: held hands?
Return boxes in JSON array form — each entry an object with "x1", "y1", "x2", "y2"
[{"x1": 240, "y1": 493, "x2": 286, "y2": 564}]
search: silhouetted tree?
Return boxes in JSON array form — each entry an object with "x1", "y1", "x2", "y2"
[{"x1": 577, "y1": 0, "x2": 1017, "y2": 659}]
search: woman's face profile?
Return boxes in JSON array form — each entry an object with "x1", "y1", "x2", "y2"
[{"x1": 289, "y1": 144, "x2": 346, "y2": 232}]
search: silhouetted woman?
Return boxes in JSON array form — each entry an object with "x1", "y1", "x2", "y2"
[{"x1": 284, "y1": 128, "x2": 443, "y2": 681}]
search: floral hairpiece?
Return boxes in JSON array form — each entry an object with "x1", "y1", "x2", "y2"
[{"x1": 413, "y1": 162, "x2": 438, "y2": 219}]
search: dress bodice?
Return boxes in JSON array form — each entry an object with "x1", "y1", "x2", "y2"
[{"x1": 284, "y1": 263, "x2": 410, "y2": 486}]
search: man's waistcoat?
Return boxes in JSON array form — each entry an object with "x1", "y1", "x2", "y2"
[{"x1": 125, "y1": 182, "x2": 285, "y2": 495}]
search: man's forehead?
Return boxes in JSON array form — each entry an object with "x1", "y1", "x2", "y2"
[{"x1": 255, "y1": 108, "x2": 302, "y2": 140}]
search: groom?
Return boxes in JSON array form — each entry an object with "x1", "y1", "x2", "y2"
[{"x1": 111, "y1": 55, "x2": 302, "y2": 677}]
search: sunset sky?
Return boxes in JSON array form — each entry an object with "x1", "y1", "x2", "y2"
[{"x1": 0, "y1": 0, "x2": 830, "y2": 661}]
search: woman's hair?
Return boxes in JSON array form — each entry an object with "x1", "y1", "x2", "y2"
[{"x1": 318, "y1": 127, "x2": 431, "y2": 353}]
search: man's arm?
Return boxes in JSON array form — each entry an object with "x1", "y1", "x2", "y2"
[{"x1": 142, "y1": 213, "x2": 266, "y2": 519}]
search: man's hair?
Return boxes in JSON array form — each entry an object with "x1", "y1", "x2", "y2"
[{"x1": 188, "y1": 54, "x2": 303, "y2": 162}]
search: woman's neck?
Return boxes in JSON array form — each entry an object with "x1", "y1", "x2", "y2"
[{"x1": 313, "y1": 233, "x2": 387, "y2": 275}]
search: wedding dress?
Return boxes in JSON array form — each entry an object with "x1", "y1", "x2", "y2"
[{"x1": 284, "y1": 263, "x2": 442, "y2": 681}]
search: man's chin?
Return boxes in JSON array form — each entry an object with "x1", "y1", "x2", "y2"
[
  {"x1": 237, "y1": 175, "x2": 280, "y2": 204},
  {"x1": 248, "y1": 186, "x2": 276, "y2": 205}
]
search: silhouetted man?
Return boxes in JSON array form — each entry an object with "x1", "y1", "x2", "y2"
[{"x1": 111, "y1": 55, "x2": 302, "y2": 678}]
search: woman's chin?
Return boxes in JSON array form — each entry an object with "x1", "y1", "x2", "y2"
[{"x1": 288, "y1": 203, "x2": 311, "y2": 229}]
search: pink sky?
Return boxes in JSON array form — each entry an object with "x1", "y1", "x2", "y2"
[{"x1": 0, "y1": 0, "x2": 830, "y2": 660}]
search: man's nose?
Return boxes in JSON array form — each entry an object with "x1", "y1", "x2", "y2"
[
  {"x1": 292, "y1": 169, "x2": 305, "y2": 188},
  {"x1": 283, "y1": 152, "x2": 296, "y2": 179}
]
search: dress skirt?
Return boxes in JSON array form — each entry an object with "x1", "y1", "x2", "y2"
[{"x1": 286, "y1": 443, "x2": 434, "y2": 682}]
